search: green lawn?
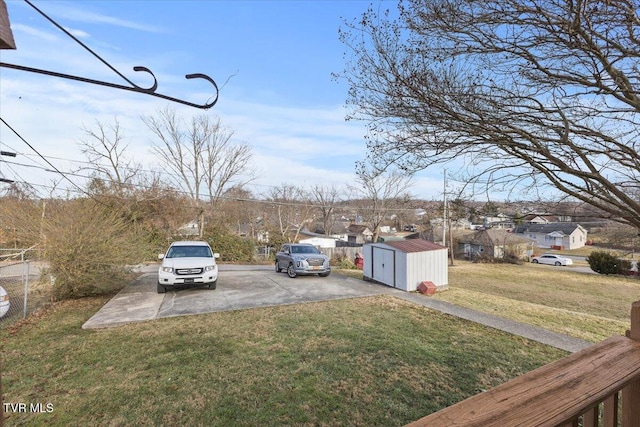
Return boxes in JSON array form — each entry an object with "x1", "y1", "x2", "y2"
[
  {"x1": 1, "y1": 294, "x2": 565, "y2": 426},
  {"x1": 436, "y1": 261, "x2": 639, "y2": 342},
  {"x1": 337, "y1": 260, "x2": 639, "y2": 343}
]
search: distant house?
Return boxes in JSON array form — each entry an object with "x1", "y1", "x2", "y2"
[
  {"x1": 482, "y1": 213, "x2": 515, "y2": 229},
  {"x1": 457, "y1": 229, "x2": 534, "y2": 260},
  {"x1": 512, "y1": 223, "x2": 588, "y2": 250},
  {"x1": 521, "y1": 214, "x2": 572, "y2": 224},
  {"x1": 346, "y1": 224, "x2": 373, "y2": 244},
  {"x1": 297, "y1": 229, "x2": 337, "y2": 249}
]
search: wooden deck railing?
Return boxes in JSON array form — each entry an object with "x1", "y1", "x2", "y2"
[{"x1": 407, "y1": 301, "x2": 640, "y2": 427}]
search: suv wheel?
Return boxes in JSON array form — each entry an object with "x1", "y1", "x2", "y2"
[
  {"x1": 207, "y1": 280, "x2": 217, "y2": 290},
  {"x1": 319, "y1": 272, "x2": 330, "y2": 277},
  {"x1": 157, "y1": 282, "x2": 166, "y2": 294},
  {"x1": 287, "y1": 263, "x2": 297, "y2": 278},
  {"x1": 275, "y1": 261, "x2": 282, "y2": 273}
]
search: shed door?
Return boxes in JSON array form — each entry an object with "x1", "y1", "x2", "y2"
[{"x1": 373, "y1": 247, "x2": 395, "y2": 287}]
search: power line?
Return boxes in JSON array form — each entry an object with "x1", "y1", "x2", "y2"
[{"x1": 0, "y1": 117, "x2": 115, "y2": 207}]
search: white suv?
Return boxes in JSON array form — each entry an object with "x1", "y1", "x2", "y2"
[
  {"x1": 0, "y1": 286, "x2": 9, "y2": 318},
  {"x1": 157, "y1": 241, "x2": 220, "y2": 293}
]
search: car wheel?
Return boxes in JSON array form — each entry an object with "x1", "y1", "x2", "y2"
[
  {"x1": 208, "y1": 279, "x2": 217, "y2": 290},
  {"x1": 157, "y1": 282, "x2": 166, "y2": 294},
  {"x1": 319, "y1": 272, "x2": 330, "y2": 277},
  {"x1": 532, "y1": 259, "x2": 539, "y2": 263},
  {"x1": 287, "y1": 263, "x2": 297, "y2": 278},
  {"x1": 275, "y1": 261, "x2": 281, "y2": 273},
  {"x1": 555, "y1": 261, "x2": 561, "y2": 266}
]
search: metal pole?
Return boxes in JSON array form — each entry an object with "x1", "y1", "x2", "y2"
[
  {"x1": 442, "y1": 169, "x2": 447, "y2": 246},
  {"x1": 23, "y1": 261, "x2": 29, "y2": 318}
]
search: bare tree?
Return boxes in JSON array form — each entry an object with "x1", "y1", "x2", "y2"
[
  {"x1": 338, "y1": 0, "x2": 640, "y2": 229},
  {"x1": 142, "y1": 107, "x2": 254, "y2": 236},
  {"x1": 218, "y1": 185, "x2": 261, "y2": 238},
  {"x1": 79, "y1": 118, "x2": 141, "y2": 193},
  {"x1": 265, "y1": 184, "x2": 315, "y2": 243},
  {"x1": 310, "y1": 184, "x2": 343, "y2": 235},
  {"x1": 349, "y1": 163, "x2": 415, "y2": 243},
  {"x1": 200, "y1": 122, "x2": 255, "y2": 212}
]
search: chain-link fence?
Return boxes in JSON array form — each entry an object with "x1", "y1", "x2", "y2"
[{"x1": 0, "y1": 249, "x2": 49, "y2": 329}]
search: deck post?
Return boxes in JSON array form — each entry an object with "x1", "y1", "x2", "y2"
[{"x1": 622, "y1": 300, "x2": 640, "y2": 427}]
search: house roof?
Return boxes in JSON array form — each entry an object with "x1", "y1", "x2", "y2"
[
  {"x1": 512, "y1": 223, "x2": 585, "y2": 235},
  {"x1": 458, "y1": 229, "x2": 533, "y2": 246},
  {"x1": 522, "y1": 214, "x2": 559, "y2": 222},
  {"x1": 297, "y1": 229, "x2": 328, "y2": 239},
  {"x1": 382, "y1": 239, "x2": 446, "y2": 253},
  {"x1": 347, "y1": 224, "x2": 371, "y2": 234}
]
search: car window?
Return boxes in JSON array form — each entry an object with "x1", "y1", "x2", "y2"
[
  {"x1": 293, "y1": 245, "x2": 320, "y2": 254},
  {"x1": 167, "y1": 245, "x2": 212, "y2": 258}
]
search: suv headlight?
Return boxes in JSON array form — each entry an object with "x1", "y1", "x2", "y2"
[
  {"x1": 204, "y1": 265, "x2": 215, "y2": 272},
  {"x1": 161, "y1": 267, "x2": 173, "y2": 273}
]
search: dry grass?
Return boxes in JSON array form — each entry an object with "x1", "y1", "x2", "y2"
[
  {"x1": 1, "y1": 294, "x2": 565, "y2": 426},
  {"x1": 337, "y1": 261, "x2": 639, "y2": 343},
  {"x1": 436, "y1": 261, "x2": 639, "y2": 342}
]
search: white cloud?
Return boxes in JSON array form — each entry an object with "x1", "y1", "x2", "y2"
[
  {"x1": 0, "y1": 70, "x2": 449, "y2": 200},
  {"x1": 29, "y1": 2, "x2": 164, "y2": 33},
  {"x1": 1, "y1": 1, "x2": 450, "y2": 201},
  {"x1": 10, "y1": 23, "x2": 59, "y2": 42},
  {"x1": 66, "y1": 27, "x2": 90, "y2": 39}
]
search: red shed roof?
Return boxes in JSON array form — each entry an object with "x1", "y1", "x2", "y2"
[{"x1": 382, "y1": 239, "x2": 446, "y2": 253}]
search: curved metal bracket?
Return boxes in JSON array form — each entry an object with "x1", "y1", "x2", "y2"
[
  {"x1": 0, "y1": 62, "x2": 219, "y2": 109},
  {"x1": 1, "y1": 0, "x2": 219, "y2": 110}
]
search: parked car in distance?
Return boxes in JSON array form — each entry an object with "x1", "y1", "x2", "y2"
[
  {"x1": 275, "y1": 243, "x2": 331, "y2": 278},
  {"x1": 157, "y1": 241, "x2": 220, "y2": 293},
  {"x1": 0, "y1": 286, "x2": 9, "y2": 318},
  {"x1": 531, "y1": 253, "x2": 573, "y2": 266}
]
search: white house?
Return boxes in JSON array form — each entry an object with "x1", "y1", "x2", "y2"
[
  {"x1": 512, "y1": 223, "x2": 588, "y2": 250},
  {"x1": 482, "y1": 213, "x2": 515, "y2": 229},
  {"x1": 297, "y1": 229, "x2": 337, "y2": 249},
  {"x1": 298, "y1": 236, "x2": 336, "y2": 249}
]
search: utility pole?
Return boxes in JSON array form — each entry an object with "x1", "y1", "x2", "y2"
[
  {"x1": 442, "y1": 169, "x2": 447, "y2": 246},
  {"x1": 0, "y1": 149, "x2": 17, "y2": 185}
]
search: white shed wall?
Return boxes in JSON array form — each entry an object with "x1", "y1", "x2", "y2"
[
  {"x1": 363, "y1": 242, "x2": 448, "y2": 291},
  {"x1": 363, "y1": 244, "x2": 373, "y2": 278},
  {"x1": 405, "y1": 250, "x2": 448, "y2": 291},
  {"x1": 393, "y1": 250, "x2": 407, "y2": 290}
]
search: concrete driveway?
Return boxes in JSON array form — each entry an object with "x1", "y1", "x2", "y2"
[
  {"x1": 81, "y1": 264, "x2": 591, "y2": 352},
  {"x1": 82, "y1": 264, "x2": 386, "y2": 329}
]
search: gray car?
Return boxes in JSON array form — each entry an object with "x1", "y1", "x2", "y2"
[{"x1": 275, "y1": 243, "x2": 331, "y2": 278}]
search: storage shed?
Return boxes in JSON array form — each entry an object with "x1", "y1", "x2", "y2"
[{"x1": 362, "y1": 239, "x2": 448, "y2": 292}]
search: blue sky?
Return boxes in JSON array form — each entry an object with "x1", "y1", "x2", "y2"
[{"x1": 0, "y1": 0, "x2": 449, "y2": 200}]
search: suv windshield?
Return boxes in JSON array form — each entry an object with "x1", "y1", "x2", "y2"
[
  {"x1": 291, "y1": 245, "x2": 320, "y2": 254},
  {"x1": 167, "y1": 245, "x2": 213, "y2": 258}
]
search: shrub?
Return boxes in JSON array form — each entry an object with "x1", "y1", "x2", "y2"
[
  {"x1": 330, "y1": 252, "x2": 358, "y2": 269},
  {"x1": 45, "y1": 200, "x2": 147, "y2": 300},
  {"x1": 586, "y1": 250, "x2": 627, "y2": 275},
  {"x1": 203, "y1": 225, "x2": 255, "y2": 263}
]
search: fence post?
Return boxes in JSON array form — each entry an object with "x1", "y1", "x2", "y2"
[
  {"x1": 622, "y1": 300, "x2": 640, "y2": 427},
  {"x1": 22, "y1": 261, "x2": 30, "y2": 318}
]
